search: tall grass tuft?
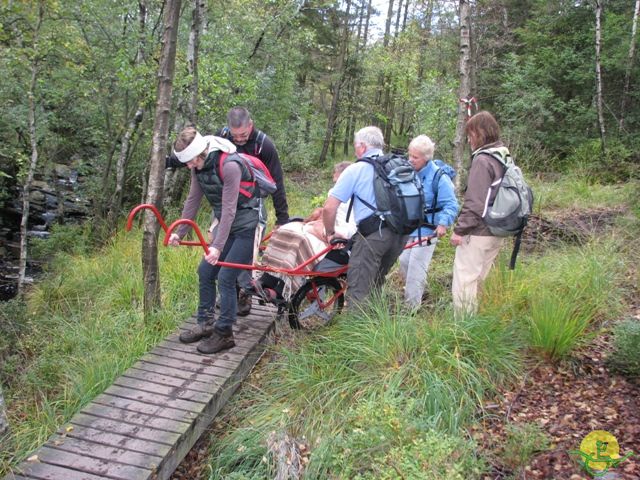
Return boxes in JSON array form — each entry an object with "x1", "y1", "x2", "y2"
[
  {"x1": 481, "y1": 239, "x2": 623, "y2": 360},
  {"x1": 208, "y1": 290, "x2": 522, "y2": 478}
]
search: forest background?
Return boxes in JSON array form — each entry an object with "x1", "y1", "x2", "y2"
[
  {"x1": 1, "y1": 0, "x2": 638, "y2": 243},
  {"x1": 1, "y1": 0, "x2": 639, "y2": 478}
]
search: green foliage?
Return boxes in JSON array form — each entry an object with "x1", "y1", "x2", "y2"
[
  {"x1": 0, "y1": 299, "x2": 30, "y2": 388},
  {"x1": 30, "y1": 223, "x2": 95, "y2": 259},
  {"x1": 606, "y1": 318, "x2": 640, "y2": 377},
  {"x1": 501, "y1": 422, "x2": 550, "y2": 473},
  {"x1": 528, "y1": 175, "x2": 636, "y2": 214},
  {"x1": 564, "y1": 138, "x2": 639, "y2": 184},
  {"x1": 314, "y1": 400, "x2": 486, "y2": 479}
]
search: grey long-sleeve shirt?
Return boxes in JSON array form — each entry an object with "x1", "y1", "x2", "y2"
[{"x1": 177, "y1": 161, "x2": 242, "y2": 252}]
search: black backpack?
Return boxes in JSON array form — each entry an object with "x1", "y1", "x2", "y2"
[{"x1": 350, "y1": 154, "x2": 425, "y2": 236}]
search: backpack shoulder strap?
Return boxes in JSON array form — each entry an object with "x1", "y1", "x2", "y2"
[
  {"x1": 254, "y1": 129, "x2": 266, "y2": 156},
  {"x1": 475, "y1": 147, "x2": 513, "y2": 170},
  {"x1": 427, "y1": 166, "x2": 445, "y2": 224},
  {"x1": 217, "y1": 151, "x2": 248, "y2": 180},
  {"x1": 220, "y1": 126, "x2": 231, "y2": 139}
]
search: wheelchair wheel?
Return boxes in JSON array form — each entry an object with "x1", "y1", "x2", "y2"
[{"x1": 288, "y1": 277, "x2": 345, "y2": 329}]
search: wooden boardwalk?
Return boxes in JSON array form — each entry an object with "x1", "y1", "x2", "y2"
[{"x1": 4, "y1": 300, "x2": 277, "y2": 480}]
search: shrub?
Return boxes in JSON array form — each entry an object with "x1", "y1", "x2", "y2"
[
  {"x1": 606, "y1": 318, "x2": 640, "y2": 377},
  {"x1": 565, "y1": 138, "x2": 639, "y2": 184}
]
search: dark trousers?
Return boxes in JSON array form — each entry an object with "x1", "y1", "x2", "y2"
[
  {"x1": 346, "y1": 228, "x2": 407, "y2": 306},
  {"x1": 197, "y1": 228, "x2": 254, "y2": 334}
]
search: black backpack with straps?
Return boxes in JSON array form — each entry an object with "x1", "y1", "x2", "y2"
[{"x1": 348, "y1": 154, "x2": 426, "y2": 236}]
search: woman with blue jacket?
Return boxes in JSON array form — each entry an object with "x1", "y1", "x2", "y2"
[{"x1": 398, "y1": 135, "x2": 459, "y2": 309}]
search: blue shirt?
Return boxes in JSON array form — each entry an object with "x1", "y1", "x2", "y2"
[
  {"x1": 328, "y1": 148, "x2": 383, "y2": 224},
  {"x1": 411, "y1": 160, "x2": 459, "y2": 237}
]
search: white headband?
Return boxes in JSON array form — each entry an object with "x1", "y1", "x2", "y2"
[{"x1": 173, "y1": 131, "x2": 208, "y2": 163}]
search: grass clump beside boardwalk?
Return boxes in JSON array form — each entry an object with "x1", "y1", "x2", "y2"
[
  {"x1": 482, "y1": 240, "x2": 624, "y2": 361},
  {"x1": 0, "y1": 227, "x2": 200, "y2": 474},
  {"x1": 207, "y1": 295, "x2": 522, "y2": 479}
]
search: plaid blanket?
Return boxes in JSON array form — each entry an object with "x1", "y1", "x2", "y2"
[{"x1": 261, "y1": 222, "x2": 327, "y2": 297}]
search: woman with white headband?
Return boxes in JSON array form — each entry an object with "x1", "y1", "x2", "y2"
[{"x1": 168, "y1": 127, "x2": 259, "y2": 354}]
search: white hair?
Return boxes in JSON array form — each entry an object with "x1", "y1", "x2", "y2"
[
  {"x1": 408, "y1": 135, "x2": 435, "y2": 161},
  {"x1": 354, "y1": 126, "x2": 385, "y2": 150}
]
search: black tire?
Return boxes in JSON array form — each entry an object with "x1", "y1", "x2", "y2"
[{"x1": 288, "y1": 277, "x2": 345, "y2": 330}]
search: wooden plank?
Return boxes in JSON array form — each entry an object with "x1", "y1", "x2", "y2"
[
  {"x1": 158, "y1": 334, "x2": 259, "y2": 357},
  {"x1": 129, "y1": 361, "x2": 224, "y2": 385},
  {"x1": 176, "y1": 323, "x2": 274, "y2": 343},
  {"x1": 152, "y1": 346, "x2": 245, "y2": 372},
  {"x1": 91, "y1": 393, "x2": 197, "y2": 423},
  {"x1": 159, "y1": 338, "x2": 256, "y2": 359},
  {"x1": 102, "y1": 384, "x2": 213, "y2": 414},
  {"x1": 81, "y1": 403, "x2": 190, "y2": 434},
  {"x1": 59, "y1": 424, "x2": 172, "y2": 457},
  {"x1": 164, "y1": 334, "x2": 258, "y2": 355},
  {"x1": 123, "y1": 367, "x2": 222, "y2": 395},
  {"x1": 174, "y1": 321, "x2": 270, "y2": 341},
  {"x1": 153, "y1": 332, "x2": 271, "y2": 480},
  {"x1": 11, "y1": 462, "x2": 110, "y2": 480},
  {"x1": 35, "y1": 447, "x2": 151, "y2": 480},
  {"x1": 139, "y1": 353, "x2": 236, "y2": 379},
  {"x1": 46, "y1": 435, "x2": 162, "y2": 471},
  {"x1": 183, "y1": 309, "x2": 275, "y2": 328},
  {"x1": 70, "y1": 412, "x2": 181, "y2": 445},
  {"x1": 112, "y1": 376, "x2": 213, "y2": 404}
]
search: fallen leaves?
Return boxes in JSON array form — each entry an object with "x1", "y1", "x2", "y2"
[{"x1": 476, "y1": 335, "x2": 640, "y2": 479}]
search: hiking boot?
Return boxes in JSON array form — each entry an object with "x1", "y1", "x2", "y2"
[
  {"x1": 237, "y1": 290, "x2": 252, "y2": 316},
  {"x1": 197, "y1": 331, "x2": 235, "y2": 354},
  {"x1": 179, "y1": 321, "x2": 214, "y2": 344}
]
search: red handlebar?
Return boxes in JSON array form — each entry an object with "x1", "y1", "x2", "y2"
[
  {"x1": 164, "y1": 218, "x2": 210, "y2": 255},
  {"x1": 126, "y1": 204, "x2": 204, "y2": 247},
  {"x1": 404, "y1": 235, "x2": 436, "y2": 249}
]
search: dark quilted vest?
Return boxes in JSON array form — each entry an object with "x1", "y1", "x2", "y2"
[{"x1": 195, "y1": 151, "x2": 259, "y2": 233}]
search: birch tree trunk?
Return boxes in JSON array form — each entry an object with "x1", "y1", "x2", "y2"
[
  {"x1": 110, "y1": 107, "x2": 144, "y2": 224},
  {"x1": 186, "y1": 0, "x2": 202, "y2": 125},
  {"x1": 594, "y1": 0, "x2": 606, "y2": 155},
  {"x1": 17, "y1": 3, "x2": 44, "y2": 297},
  {"x1": 452, "y1": 0, "x2": 471, "y2": 190},
  {"x1": 620, "y1": 0, "x2": 640, "y2": 132},
  {"x1": 142, "y1": 0, "x2": 182, "y2": 316},
  {"x1": 0, "y1": 383, "x2": 9, "y2": 441}
]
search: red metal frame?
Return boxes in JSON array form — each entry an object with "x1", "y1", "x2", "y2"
[
  {"x1": 128, "y1": 204, "x2": 433, "y2": 276},
  {"x1": 127, "y1": 204, "x2": 348, "y2": 278},
  {"x1": 305, "y1": 279, "x2": 347, "y2": 311},
  {"x1": 127, "y1": 205, "x2": 437, "y2": 322}
]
